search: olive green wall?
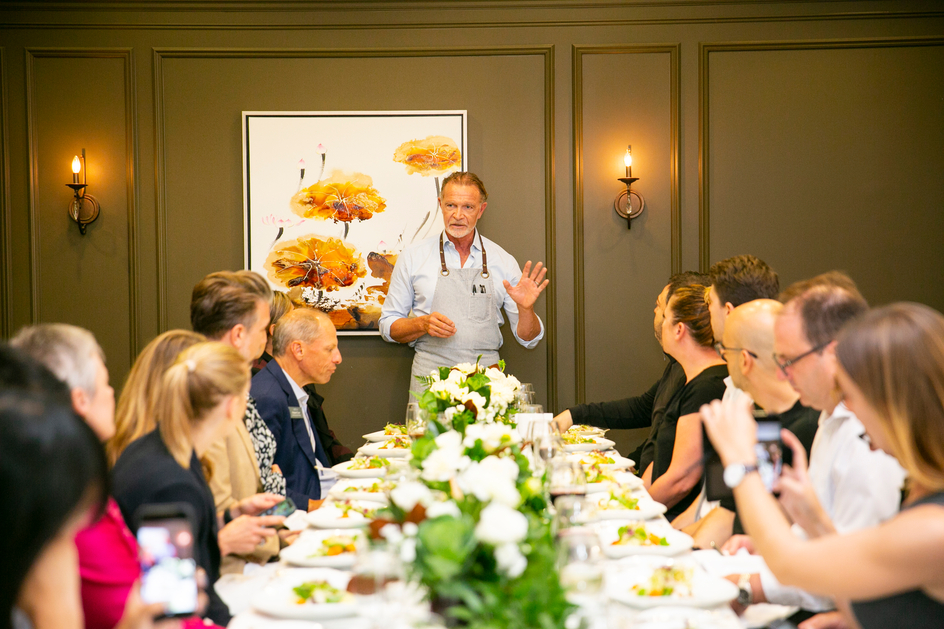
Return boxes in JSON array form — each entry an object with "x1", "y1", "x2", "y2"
[{"x1": 2, "y1": 1, "x2": 942, "y2": 456}]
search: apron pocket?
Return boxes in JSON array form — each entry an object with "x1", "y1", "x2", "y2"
[{"x1": 469, "y1": 290, "x2": 494, "y2": 323}]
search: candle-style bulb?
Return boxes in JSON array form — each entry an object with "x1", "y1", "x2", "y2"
[
  {"x1": 72, "y1": 156, "x2": 81, "y2": 174},
  {"x1": 297, "y1": 158, "x2": 305, "y2": 169},
  {"x1": 623, "y1": 145, "x2": 633, "y2": 177},
  {"x1": 317, "y1": 144, "x2": 326, "y2": 154}
]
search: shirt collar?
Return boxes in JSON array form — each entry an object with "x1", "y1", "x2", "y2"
[
  {"x1": 442, "y1": 229, "x2": 482, "y2": 253},
  {"x1": 284, "y1": 370, "x2": 309, "y2": 408}
]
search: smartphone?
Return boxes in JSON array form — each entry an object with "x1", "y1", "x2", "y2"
[
  {"x1": 260, "y1": 496, "x2": 296, "y2": 518},
  {"x1": 134, "y1": 503, "x2": 198, "y2": 618},
  {"x1": 704, "y1": 411, "x2": 784, "y2": 500}
]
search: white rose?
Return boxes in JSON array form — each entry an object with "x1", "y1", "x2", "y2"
[
  {"x1": 464, "y1": 423, "x2": 521, "y2": 451},
  {"x1": 474, "y1": 502, "x2": 529, "y2": 545},
  {"x1": 390, "y1": 481, "x2": 433, "y2": 512},
  {"x1": 400, "y1": 537, "x2": 417, "y2": 563},
  {"x1": 458, "y1": 458, "x2": 520, "y2": 507},
  {"x1": 421, "y1": 447, "x2": 470, "y2": 482},
  {"x1": 379, "y1": 523, "x2": 404, "y2": 544},
  {"x1": 425, "y1": 500, "x2": 461, "y2": 519},
  {"x1": 453, "y1": 362, "x2": 477, "y2": 375},
  {"x1": 494, "y1": 542, "x2": 527, "y2": 578},
  {"x1": 459, "y1": 391, "x2": 487, "y2": 417},
  {"x1": 435, "y1": 430, "x2": 463, "y2": 450}
]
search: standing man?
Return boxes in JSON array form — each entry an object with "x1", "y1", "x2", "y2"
[
  {"x1": 252, "y1": 308, "x2": 344, "y2": 507},
  {"x1": 379, "y1": 172, "x2": 549, "y2": 396}
]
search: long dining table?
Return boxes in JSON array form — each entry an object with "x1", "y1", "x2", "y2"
[{"x1": 219, "y1": 435, "x2": 792, "y2": 629}]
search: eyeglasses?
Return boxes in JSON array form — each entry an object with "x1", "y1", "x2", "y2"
[
  {"x1": 713, "y1": 342, "x2": 758, "y2": 360},
  {"x1": 772, "y1": 340, "x2": 831, "y2": 375}
]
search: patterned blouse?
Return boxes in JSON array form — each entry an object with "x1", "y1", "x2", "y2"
[{"x1": 244, "y1": 395, "x2": 286, "y2": 496}]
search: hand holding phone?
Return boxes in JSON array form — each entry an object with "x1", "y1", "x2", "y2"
[
  {"x1": 260, "y1": 496, "x2": 296, "y2": 518},
  {"x1": 134, "y1": 504, "x2": 198, "y2": 618}
]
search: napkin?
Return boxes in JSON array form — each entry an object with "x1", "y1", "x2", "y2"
[{"x1": 691, "y1": 548, "x2": 767, "y2": 577}]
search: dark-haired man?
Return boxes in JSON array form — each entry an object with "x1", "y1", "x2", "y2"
[
  {"x1": 555, "y1": 272, "x2": 708, "y2": 474},
  {"x1": 380, "y1": 171, "x2": 549, "y2": 397},
  {"x1": 706, "y1": 254, "x2": 780, "y2": 344},
  {"x1": 720, "y1": 272, "x2": 905, "y2": 622}
]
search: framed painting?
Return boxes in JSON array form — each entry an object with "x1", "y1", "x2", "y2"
[{"x1": 242, "y1": 110, "x2": 467, "y2": 334}]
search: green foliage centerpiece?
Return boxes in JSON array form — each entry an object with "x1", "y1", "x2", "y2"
[{"x1": 372, "y1": 362, "x2": 573, "y2": 628}]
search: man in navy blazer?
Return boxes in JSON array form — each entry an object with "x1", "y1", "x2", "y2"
[{"x1": 251, "y1": 308, "x2": 343, "y2": 507}]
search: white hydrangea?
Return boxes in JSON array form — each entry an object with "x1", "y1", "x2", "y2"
[
  {"x1": 494, "y1": 542, "x2": 527, "y2": 578},
  {"x1": 459, "y1": 456, "x2": 521, "y2": 508},
  {"x1": 464, "y1": 423, "x2": 521, "y2": 452},
  {"x1": 390, "y1": 481, "x2": 433, "y2": 513},
  {"x1": 474, "y1": 502, "x2": 529, "y2": 545},
  {"x1": 421, "y1": 431, "x2": 470, "y2": 482},
  {"x1": 430, "y1": 378, "x2": 463, "y2": 400},
  {"x1": 425, "y1": 500, "x2": 461, "y2": 519}
]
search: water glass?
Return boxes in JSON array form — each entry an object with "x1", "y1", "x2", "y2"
[
  {"x1": 405, "y1": 402, "x2": 425, "y2": 438},
  {"x1": 558, "y1": 527, "x2": 604, "y2": 604},
  {"x1": 553, "y1": 494, "x2": 595, "y2": 531},
  {"x1": 548, "y1": 458, "x2": 587, "y2": 502},
  {"x1": 350, "y1": 546, "x2": 406, "y2": 629},
  {"x1": 527, "y1": 415, "x2": 561, "y2": 475}
]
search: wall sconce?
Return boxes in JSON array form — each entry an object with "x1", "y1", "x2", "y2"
[
  {"x1": 66, "y1": 149, "x2": 100, "y2": 235},
  {"x1": 614, "y1": 145, "x2": 645, "y2": 229}
]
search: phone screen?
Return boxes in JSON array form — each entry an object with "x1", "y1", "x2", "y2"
[
  {"x1": 261, "y1": 496, "x2": 296, "y2": 518},
  {"x1": 137, "y1": 513, "x2": 198, "y2": 616},
  {"x1": 704, "y1": 413, "x2": 783, "y2": 500}
]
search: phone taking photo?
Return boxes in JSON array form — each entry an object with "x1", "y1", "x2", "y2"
[
  {"x1": 134, "y1": 503, "x2": 198, "y2": 618},
  {"x1": 260, "y1": 496, "x2": 296, "y2": 518},
  {"x1": 704, "y1": 410, "x2": 786, "y2": 500}
]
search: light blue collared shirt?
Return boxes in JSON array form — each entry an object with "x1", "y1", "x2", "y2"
[{"x1": 379, "y1": 230, "x2": 544, "y2": 349}]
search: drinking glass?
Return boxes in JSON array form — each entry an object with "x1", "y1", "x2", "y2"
[
  {"x1": 548, "y1": 457, "x2": 587, "y2": 502},
  {"x1": 516, "y1": 383, "x2": 536, "y2": 408},
  {"x1": 406, "y1": 402, "x2": 425, "y2": 438},
  {"x1": 553, "y1": 494, "x2": 595, "y2": 532},
  {"x1": 350, "y1": 546, "x2": 406, "y2": 629},
  {"x1": 527, "y1": 415, "x2": 561, "y2": 475}
]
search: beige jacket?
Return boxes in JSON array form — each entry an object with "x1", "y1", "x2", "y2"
[{"x1": 204, "y1": 420, "x2": 280, "y2": 574}]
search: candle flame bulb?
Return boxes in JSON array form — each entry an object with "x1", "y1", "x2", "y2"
[
  {"x1": 317, "y1": 144, "x2": 326, "y2": 154},
  {"x1": 624, "y1": 145, "x2": 632, "y2": 177},
  {"x1": 298, "y1": 158, "x2": 305, "y2": 169},
  {"x1": 72, "y1": 156, "x2": 81, "y2": 174}
]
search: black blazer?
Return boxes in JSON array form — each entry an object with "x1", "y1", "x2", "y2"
[
  {"x1": 251, "y1": 360, "x2": 328, "y2": 504},
  {"x1": 112, "y1": 430, "x2": 230, "y2": 626}
]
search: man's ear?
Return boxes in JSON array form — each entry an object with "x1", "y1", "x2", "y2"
[
  {"x1": 740, "y1": 349, "x2": 754, "y2": 375},
  {"x1": 724, "y1": 302, "x2": 736, "y2": 316},
  {"x1": 229, "y1": 323, "x2": 248, "y2": 350},
  {"x1": 71, "y1": 387, "x2": 90, "y2": 418},
  {"x1": 291, "y1": 340, "x2": 304, "y2": 360}
]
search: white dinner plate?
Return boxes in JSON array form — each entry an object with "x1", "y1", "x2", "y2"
[
  {"x1": 251, "y1": 567, "x2": 357, "y2": 620},
  {"x1": 568, "y1": 425, "x2": 609, "y2": 437},
  {"x1": 305, "y1": 500, "x2": 380, "y2": 529},
  {"x1": 591, "y1": 493, "x2": 667, "y2": 521},
  {"x1": 327, "y1": 478, "x2": 393, "y2": 503},
  {"x1": 596, "y1": 520, "x2": 694, "y2": 558},
  {"x1": 608, "y1": 556, "x2": 739, "y2": 609},
  {"x1": 563, "y1": 437, "x2": 616, "y2": 453},
  {"x1": 357, "y1": 442, "x2": 411, "y2": 458},
  {"x1": 362, "y1": 429, "x2": 407, "y2": 442},
  {"x1": 586, "y1": 471, "x2": 644, "y2": 494},
  {"x1": 280, "y1": 529, "x2": 364, "y2": 568},
  {"x1": 332, "y1": 459, "x2": 388, "y2": 479},
  {"x1": 570, "y1": 452, "x2": 635, "y2": 471},
  {"x1": 632, "y1": 606, "x2": 740, "y2": 629}
]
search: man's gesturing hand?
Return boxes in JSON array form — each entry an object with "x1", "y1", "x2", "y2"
[
  {"x1": 504, "y1": 261, "x2": 549, "y2": 310},
  {"x1": 424, "y1": 312, "x2": 456, "y2": 338}
]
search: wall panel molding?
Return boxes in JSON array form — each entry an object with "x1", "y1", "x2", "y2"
[
  {"x1": 153, "y1": 45, "x2": 558, "y2": 408},
  {"x1": 0, "y1": 48, "x2": 11, "y2": 337},
  {"x1": 698, "y1": 36, "x2": 944, "y2": 271},
  {"x1": 572, "y1": 43, "x2": 680, "y2": 403},
  {"x1": 25, "y1": 47, "x2": 139, "y2": 362}
]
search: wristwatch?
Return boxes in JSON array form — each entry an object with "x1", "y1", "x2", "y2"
[
  {"x1": 723, "y1": 462, "x2": 759, "y2": 489},
  {"x1": 737, "y1": 573, "x2": 753, "y2": 606}
]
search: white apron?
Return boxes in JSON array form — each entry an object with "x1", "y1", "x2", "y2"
[{"x1": 409, "y1": 233, "x2": 502, "y2": 397}]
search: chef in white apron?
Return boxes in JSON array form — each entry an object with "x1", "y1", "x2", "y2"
[{"x1": 378, "y1": 172, "x2": 550, "y2": 398}]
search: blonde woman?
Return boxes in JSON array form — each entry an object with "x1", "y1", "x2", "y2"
[
  {"x1": 112, "y1": 343, "x2": 284, "y2": 626},
  {"x1": 701, "y1": 303, "x2": 944, "y2": 629},
  {"x1": 107, "y1": 330, "x2": 205, "y2": 465}
]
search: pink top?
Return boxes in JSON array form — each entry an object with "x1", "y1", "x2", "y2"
[{"x1": 75, "y1": 497, "x2": 219, "y2": 629}]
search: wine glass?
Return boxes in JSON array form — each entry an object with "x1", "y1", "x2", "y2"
[
  {"x1": 405, "y1": 402, "x2": 425, "y2": 439},
  {"x1": 553, "y1": 494, "x2": 595, "y2": 532},
  {"x1": 350, "y1": 546, "x2": 406, "y2": 629},
  {"x1": 527, "y1": 415, "x2": 562, "y2": 476},
  {"x1": 547, "y1": 457, "x2": 587, "y2": 503},
  {"x1": 516, "y1": 383, "x2": 536, "y2": 408},
  {"x1": 558, "y1": 527, "x2": 604, "y2": 619}
]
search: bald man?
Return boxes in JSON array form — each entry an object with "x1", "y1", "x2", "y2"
[{"x1": 685, "y1": 300, "x2": 819, "y2": 548}]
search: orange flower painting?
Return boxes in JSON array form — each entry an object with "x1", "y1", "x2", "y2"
[
  {"x1": 393, "y1": 136, "x2": 462, "y2": 176},
  {"x1": 289, "y1": 171, "x2": 386, "y2": 223},
  {"x1": 264, "y1": 235, "x2": 367, "y2": 291}
]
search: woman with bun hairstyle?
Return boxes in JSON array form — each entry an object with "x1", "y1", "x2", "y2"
[
  {"x1": 701, "y1": 303, "x2": 944, "y2": 629},
  {"x1": 647, "y1": 284, "x2": 728, "y2": 521},
  {"x1": 113, "y1": 342, "x2": 283, "y2": 626}
]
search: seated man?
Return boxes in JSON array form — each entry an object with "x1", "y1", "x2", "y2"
[
  {"x1": 555, "y1": 272, "x2": 705, "y2": 473},
  {"x1": 722, "y1": 273, "x2": 906, "y2": 625},
  {"x1": 684, "y1": 299, "x2": 819, "y2": 549},
  {"x1": 252, "y1": 308, "x2": 346, "y2": 507}
]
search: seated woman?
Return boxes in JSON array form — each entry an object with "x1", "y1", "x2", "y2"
[
  {"x1": 112, "y1": 342, "x2": 283, "y2": 626},
  {"x1": 701, "y1": 303, "x2": 944, "y2": 629},
  {"x1": 1, "y1": 385, "x2": 108, "y2": 629},
  {"x1": 646, "y1": 285, "x2": 728, "y2": 521}
]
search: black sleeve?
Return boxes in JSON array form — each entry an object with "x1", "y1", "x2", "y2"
[
  {"x1": 569, "y1": 378, "x2": 660, "y2": 430},
  {"x1": 677, "y1": 372, "x2": 727, "y2": 417}
]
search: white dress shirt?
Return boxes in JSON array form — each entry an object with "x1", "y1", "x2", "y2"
[
  {"x1": 760, "y1": 402, "x2": 907, "y2": 609},
  {"x1": 284, "y1": 373, "x2": 320, "y2": 465},
  {"x1": 378, "y1": 230, "x2": 544, "y2": 348}
]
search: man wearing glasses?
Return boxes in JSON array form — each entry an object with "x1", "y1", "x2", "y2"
[
  {"x1": 380, "y1": 172, "x2": 549, "y2": 398},
  {"x1": 720, "y1": 272, "x2": 905, "y2": 625}
]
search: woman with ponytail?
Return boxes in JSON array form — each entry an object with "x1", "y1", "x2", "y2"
[{"x1": 112, "y1": 342, "x2": 283, "y2": 626}]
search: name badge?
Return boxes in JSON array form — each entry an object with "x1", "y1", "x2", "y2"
[{"x1": 289, "y1": 406, "x2": 304, "y2": 419}]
